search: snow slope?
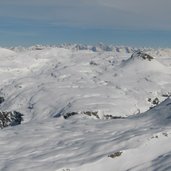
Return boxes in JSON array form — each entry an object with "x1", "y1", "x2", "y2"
[{"x1": 0, "y1": 46, "x2": 171, "y2": 171}]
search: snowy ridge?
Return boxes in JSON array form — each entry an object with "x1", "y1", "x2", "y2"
[
  {"x1": 0, "y1": 46, "x2": 171, "y2": 170},
  {"x1": 9, "y1": 44, "x2": 134, "y2": 53}
]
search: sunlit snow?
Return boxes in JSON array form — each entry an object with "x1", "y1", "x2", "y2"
[{"x1": 1, "y1": 45, "x2": 171, "y2": 171}]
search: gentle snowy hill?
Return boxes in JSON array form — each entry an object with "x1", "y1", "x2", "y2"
[
  {"x1": 0, "y1": 47, "x2": 16, "y2": 57},
  {"x1": 1, "y1": 46, "x2": 171, "y2": 171}
]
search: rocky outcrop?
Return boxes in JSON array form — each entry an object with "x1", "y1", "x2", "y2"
[
  {"x1": 0, "y1": 97, "x2": 5, "y2": 104},
  {"x1": 131, "y1": 50, "x2": 154, "y2": 61},
  {"x1": 108, "y1": 151, "x2": 123, "y2": 158},
  {"x1": 63, "y1": 111, "x2": 125, "y2": 120},
  {"x1": 0, "y1": 111, "x2": 24, "y2": 129},
  {"x1": 63, "y1": 112, "x2": 78, "y2": 119}
]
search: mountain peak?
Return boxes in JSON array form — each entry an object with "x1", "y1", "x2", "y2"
[{"x1": 131, "y1": 50, "x2": 154, "y2": 61}]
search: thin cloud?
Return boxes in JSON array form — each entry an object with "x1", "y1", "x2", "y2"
[{"x1": 0, "y1": 0, "x2": 171, "y2": 30}]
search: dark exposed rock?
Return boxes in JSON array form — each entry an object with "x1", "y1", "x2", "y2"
[
  {"x1": 83, "y1": 111, "x2": 99, "y2": 119},
  {"x1": 131, "y1": 50, "x2": 154, "y2": 61},
  {"x1": 162, "y1": 93, "x2": 171, "y2": 98},
  {"x1": 90, "y1": 61, "x2": 98, "y2": 66},
  {"x1": 151, "y1": 135, "x2": 158, "y2": 139},
  {"x1": 162, "y1": 132, "x2": 168, "y2": 137},
  {"x1": 63, "y1": 112, "x2": 78, "y2": 119},
  {"x1": 152, "y1": 98, "x2": 160, "y2": 105},
  {"x1": 0, "y1": 111, "x2": 24, "y2": 129},
  {"x1": 148, "y1": 97, "x2": 160, "y2": 109},
  {"x1": 141, "y1": 54, "x2": 154, "y2": 61},
  {"x1": 28, "y1": 104, "x2": 34, "y2": 110},
  {"x1": 63, "y1": 111, "x2": 100, "y2": 119},
  {"x1": 63, "y1": 111, "x2": 125, "y2": 120},
  {"x1": 0, "y1": 97, "x2": 5, "y2": 104},
  {"x1": 147, "y1": 98, "x2": 152, "y2": 102},
  {"x1": 108, "y1": 151, "x2": 123, "y2": 158},
  {"x1": 104, "y1": 115, "x2": 125, "y2": 120}
]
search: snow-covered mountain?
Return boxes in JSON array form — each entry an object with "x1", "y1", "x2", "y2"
[{"x1": 0, "y1": 46, "x2": 171, "y2": 171}]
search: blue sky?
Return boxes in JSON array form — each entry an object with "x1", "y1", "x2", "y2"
[{"x1": 0, "y1": 0, "x2": 171, "y2": 47}]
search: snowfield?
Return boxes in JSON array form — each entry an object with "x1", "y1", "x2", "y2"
[{"x1": 1, "y1": 45, "x2": 171, "y2": 171}]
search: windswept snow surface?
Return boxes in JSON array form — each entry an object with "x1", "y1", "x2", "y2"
[{"x1": 1, "y1": 46, "x2": 171, "y2": 170}]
